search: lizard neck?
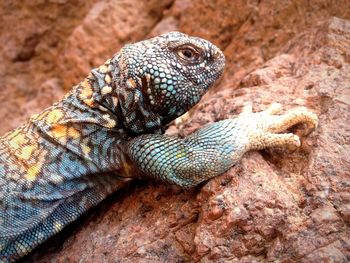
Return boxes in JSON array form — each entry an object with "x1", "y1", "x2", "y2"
[
  {"x1": 109, "y1": 52, "x2": 165, "y2": 135},
  {"x1": 76, "y1": 54, "x2": 164, "y2": 135},
  {"x1": 22, "y1": 60, "x2": 130, "y2": 176},
  {"x1": 74, "y1": 57, "x2": 120, "y2": 119}
]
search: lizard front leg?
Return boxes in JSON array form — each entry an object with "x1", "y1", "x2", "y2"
[{"x1": 123, "y1": 104, "x2": 318, "y2": 188}]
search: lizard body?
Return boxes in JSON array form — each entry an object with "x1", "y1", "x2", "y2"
[{"x1": 0, "y1": 32, "x2": 317, "y2": 262}]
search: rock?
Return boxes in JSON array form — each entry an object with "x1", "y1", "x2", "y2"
[
  {"x1": 178, "y1": 18, "x2": 350, "y2": 262},
  {"x1": 0, "y1": 1, "x2": 350, "y2": 262},
  {"x1": 0, "y1": 0, "x2": 96, "y2": 134},
  {"x1": 57, "y1": 0, "x2": 174, "y2": 89}
]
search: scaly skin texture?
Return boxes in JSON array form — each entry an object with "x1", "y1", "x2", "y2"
[{"x1": 0, "y1": 32, "x2": 317, "y2": 262}]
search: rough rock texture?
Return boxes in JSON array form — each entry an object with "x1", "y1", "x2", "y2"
[{"x1": 1, "y1": 1, "x2": 350, "y2": 262}]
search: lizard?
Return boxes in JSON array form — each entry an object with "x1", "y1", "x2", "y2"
[{"x1": 0, "y1": 32, "x2": 318, "y2": 262}]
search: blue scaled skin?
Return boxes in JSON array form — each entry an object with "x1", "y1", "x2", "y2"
[
  {"x1": 126, "y1": 103, "x2": 318, "y2": 188},
  {"x1": 0, "y1": 32, "x2": 318, "y2": 262},
  {"x1": 0, "y1": 32, "x2": 225, "y2": 262}
]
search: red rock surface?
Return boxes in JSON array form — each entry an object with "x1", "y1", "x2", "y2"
[{"x1": 1, "y1": 1, "x2": 350, "y2": 262}]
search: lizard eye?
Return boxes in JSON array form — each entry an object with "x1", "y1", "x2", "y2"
[{"x1": 176, "y1": 46, "x2": 201, "y2": 63}]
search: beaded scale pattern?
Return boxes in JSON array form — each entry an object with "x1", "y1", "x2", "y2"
[{"x1": 0, "y1": 32, "x2": 317, "y2": 262}]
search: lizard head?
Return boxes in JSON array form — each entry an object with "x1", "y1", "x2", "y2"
[{"x1": 113, "y1": 32, "x2": 225, "y2": 134}]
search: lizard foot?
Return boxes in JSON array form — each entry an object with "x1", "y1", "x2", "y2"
[{"x1": 238, "y1": 103, "x2": 318, "y2": 151}]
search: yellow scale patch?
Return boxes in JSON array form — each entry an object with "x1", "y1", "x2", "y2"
[
  {"x1": 101, "y1": 85, "x2": 112, "y2": 95},
  {"x1": 9, "y1": 132, "x2": 39, "y2": 161},
  {"x1": 81, "y1": 144, "x2": 91, "y2": 155},
  {"x1": 51, "y1": 124, "x2": 80, "y2": 140},
  {"x1": 25, "y1": 163, "x2": 42, "y2": 181},
  {"x1": 79, "y1": 78, "x2": 95, "y2": 107},
  {"x1": 105, "y1": 74, "x2": 112, "y2": 84},
  {"x1": 81, "y1": 138, "x2": 91, "y2": 155},
  {"x1": 18, "y1": 145, "x2": 36, "y2": 160},
  {"x1": 102, "y1": 114, "x2": 116, "y2": 128},
  {"x1": 44, "y1": 109, "x2": 64, "y2": 124},
  {"x1": 176, "y1": 151, "x2": 186, "y2": 158},
  {"x1": 98, "y1": 65, "x2": 108, "y2": 73},
  {"x1": 7, "y1": 130, "x2": 45, "y2": 181},
  {"x1": 53, "y1": 221, "x2": 63, "y2": 232},
  {"x1": 127, "y1": 78, "x2": 137, "y2": 88},
  {"x1": 9, "y1": 133, "x2": 27, "y2": 150}
]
